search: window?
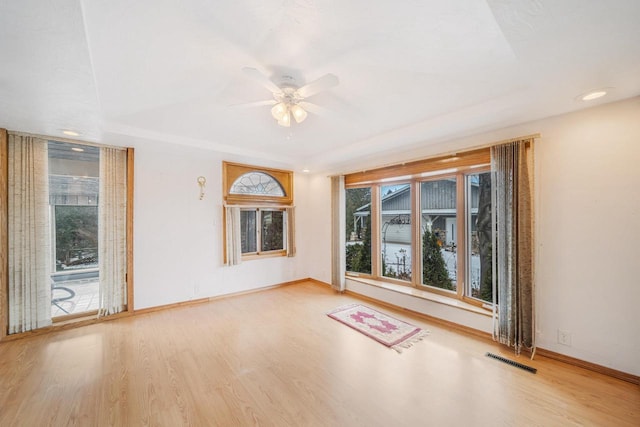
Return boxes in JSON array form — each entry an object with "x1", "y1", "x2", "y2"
[
  {"x1": 240, "y1": 209, "x2": 258, "y2": 253},
  {"x1": 54, "y1": 206, "x2": 98, "y2": 272},
  {"x1": 466, "y1": 171, "x2": 493, "y2": 304},
  {"x1": 240, "y1": 208, "x2": 285, "y2": 255},
  {"x1": 223, "y1": 161, "x2": 293, "y2": 205},
  {"x1": 420, "y1": 178, "x2": 457, "y2": 291},
  {"x1": 1, "y1": 130, "x2": 133, "y2": 337},
  {"x1": 260, "y1": 210, "x2": 285, "y2": 252},
  {"x1": 223, "y1": 162, "x2": 294, "y2": 264},
  {"x1": 343, "y1": 148, "x2": 493, "y2": 307},
  {"x1": 381, "y1": 184, "x2": 412, "y2": 281},
  {"x1": 48, "y1": 141, "x2": 101, "y2": 317},
  {"x1": 345, "y1": 187, "x2": 372, "y2": 274},
  {"x1": 231, "y1": 172, "x2": 285, "y2": 196}
]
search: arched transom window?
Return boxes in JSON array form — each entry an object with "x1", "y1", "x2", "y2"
[
  {"x1": 223, "y1": 161, "x2": 293, "y2": 205},
  {"x1": 230, "y1": 172, "x2": 285, "y2": 196}
]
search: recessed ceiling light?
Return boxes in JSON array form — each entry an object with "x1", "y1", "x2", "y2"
[
  {"x1": 62, "y1": 130, "x2": 81, "y2": 136},
  {"x1": 581, "y1": 91, "x2": 607, "y2": 101},
  {"x1": 302, "y1": 168, "x2": 310, "y2": 173},
  {"x1": 71, "y1": 147, "x2": 84, "y2": 152},
  {"x1": 577, "y1": 88, "x2": 612, "y2": 102}
]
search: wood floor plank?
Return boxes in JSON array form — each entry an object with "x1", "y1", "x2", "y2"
[{"x1": 0, "y1": 281, "x2": 638, "y2": 426}]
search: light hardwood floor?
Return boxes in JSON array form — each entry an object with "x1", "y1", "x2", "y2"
[{"x1": 1, "y1": 281, "x2": 638, "y2": 426}]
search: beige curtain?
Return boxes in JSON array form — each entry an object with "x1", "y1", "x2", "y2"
[
  {"x1": 491, "y1": 139, "x2": 535, "y2": 354},
  {"x1": 285, "y1": 207, "x2": 296, "y2": 257},
  {"x1": 7, "y1": 134, "x2": 52, "y2": 333},
  {"x1": 98, "y1": 147, "x2": 127, "y2": 317},
  {"x1": 225, "y1": 206, "x2": 242, "y2": 266},
  {"x1": 331, "y1": 176, "x2": 346, "y2": 291}
]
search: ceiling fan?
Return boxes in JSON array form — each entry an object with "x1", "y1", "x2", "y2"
[{"x1": 239, "y1": 67, "x2": 339, "y2": 127}]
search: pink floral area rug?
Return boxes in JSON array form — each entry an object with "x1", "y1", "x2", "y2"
[{"x1": 327, "y1": 303, "x2": 429, "y2": 352}]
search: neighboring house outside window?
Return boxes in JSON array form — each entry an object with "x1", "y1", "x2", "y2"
[{"x1": 344, "y1": 148, "x2": 494, "y2": 307}]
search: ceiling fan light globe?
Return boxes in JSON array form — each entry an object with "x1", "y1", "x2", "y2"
[
  {"x1": 277, "y1": 111, "x2": 291, "y2": 127},
  {"x1": 271, "y1": 103, "x2": 287, "y2": 120},
  {"x1": 291, "y1": 104, "x2": 308, "y2": 123}
]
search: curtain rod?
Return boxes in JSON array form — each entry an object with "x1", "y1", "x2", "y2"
[
  {"x1": 483, "y1": 133, "x2": 540, "y2": 147},
  {"x1": 7, "y1": 129, "x2": 129, "y2": 151},
  {"x1": 331, "y1": 133, "x2": 540, "y2": 177}
]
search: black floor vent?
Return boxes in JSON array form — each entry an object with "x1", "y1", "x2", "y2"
[{"x1": 486, "y1": 352, "x2": 537, "y2": 374}]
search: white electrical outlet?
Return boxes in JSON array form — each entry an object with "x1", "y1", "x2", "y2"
[{"x1": 557, "y1": 329, "x2": 572, "y2": 346}]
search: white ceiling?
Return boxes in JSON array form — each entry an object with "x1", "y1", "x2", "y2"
[{"x1": 1, "y1": 0, "x2": 639, "y2": 173}]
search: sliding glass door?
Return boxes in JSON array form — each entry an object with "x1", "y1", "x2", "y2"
[
  {"x1": 49, "y1": 141, "x2": 100, "y2": 317},
  {"x1": 5, "y1": 133, "x2": 130, "y2": 334}
]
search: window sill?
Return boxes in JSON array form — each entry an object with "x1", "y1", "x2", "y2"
[
  {"x1": 242, "y1": 250, "x2": 286, "y2": 261},
  {"x1": 344, "y1": 276, "x2": 492, "y2": 317}
]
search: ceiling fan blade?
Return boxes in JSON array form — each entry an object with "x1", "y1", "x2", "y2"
[
  {"x1": 297, "y1": 73, "x2": 339, "y2": 98},
  {"x1": 230, "y1": 99, "x2": 277, "y2": 108},
  {"x1": 298, "y1": 101, "x2": 329, "y2": 115},
  {"x1": 242, "y1": 67, "x2": 283, "y2": 95}
]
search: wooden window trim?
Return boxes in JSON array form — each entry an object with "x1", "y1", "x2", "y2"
[
  {"x1": 0, "y1": 129, "x2": 7, "y2": 340},
  {"x1": 345, "y1": 148, "x2": 490, "y2": 186},
  {"x1": 456, "y1": 173, "x2": 466, "y2": 299},
  {"x1": 462, "y1": 165, "x2": 493, "y2": 309},
  {"x1": 222, "y1": 162, "x2": 294, "y2": 263},
  {"x1": 223, "y1": 161, "x2": 293, "y2": 206},
  {"x1": 343, "y1": 147, "x2": 495, "y2": 308},
  {"x1": 379, "y1": 180, "x2": 414, "y2": 283},
  {"x1": 242, "y1": 250, "x2": 287, "y2": 260},
  {"x1": 126, "y1": 147, "x2": 135, "y2": 311},
  {"x1": 344, "y1": 185, "x2": 376, "y2": 278},
  {"x1": 240, "y1": 207, "x2": 286, "y2": 258}
]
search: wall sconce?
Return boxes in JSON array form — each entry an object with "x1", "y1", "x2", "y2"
[{"x1": 197, "y1": 176, "x2": 206, "y2": 200}]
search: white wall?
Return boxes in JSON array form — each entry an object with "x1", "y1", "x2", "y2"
[
  {"x1": 106, "y1": 96, "x2": 639, "y2": 376},
  {"x1": 346, "y1": 279, "x2": 494, "y2": 333},
  {"x1": 305, "y1": 96, "x2": 640, "y2": 376},
  {"x1": 302, "y1": 173, "x2": 333, "y2": 284},
  {"x1": 532, "y1": 97, "x2": 640, "y2": 376},
  {"x1": 104, "y1": 136, "x2": 309, "y2": 310}
]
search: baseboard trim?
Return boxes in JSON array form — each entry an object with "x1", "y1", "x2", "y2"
[
  {"x1": 535, "y1": 348, "x2": 639, "y2": 385},
  {"x1": 0, "y1": 310, "x2": 132, "y2": 343},
  {"x1": 343, "y1": 288, "x2": 639, "y2": 386},
  {"x1": 306, "y1": 278, "x2": 332, "y2": 287},
  {"x1": 5, "y1": 278, "x2": 638, "y2": 387},
  {"x1": 133, "y1": 297, "x2": 211, "y2": 316},
  {"x1": 134, "y1": 278, "x2": 310, "y2": 316},
  {"x1": 1, "y1": 278, "x2": 312, "y2": 342}
]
